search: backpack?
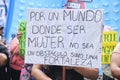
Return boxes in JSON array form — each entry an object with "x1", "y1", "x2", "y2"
[{"x1": 20, "y1": 64, "x2": 33, "y2": 80}]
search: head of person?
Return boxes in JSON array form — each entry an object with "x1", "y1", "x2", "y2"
[
  {"x1": 16, "y1": 30, "x2": 22, "y2": 39},
  {"x1": 103, "y1": 25, "x2": 112, "y2": 32},
  {"x1": 11, "y1": 34, "x2": 16, "y2": 39},
  {"x1": 0, "y1": 25, "x2": 4, "y2": 35}
]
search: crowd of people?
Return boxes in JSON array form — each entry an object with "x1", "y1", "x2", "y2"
[
  {"x1": 0, "y1": 25, "x2": 24, "y2": 80},
  {"x1": 0, "y1": 24, "x2": 120, "y2": 80}
]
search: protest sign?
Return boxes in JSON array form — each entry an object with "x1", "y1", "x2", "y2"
[
  {"x1": 102, "y1": 31, "x2": 118, "y2": 64},
  {"x1": 19, "y1": 21, "x2": 26, "y2": 57},
  {"x1": 25, "y1": 9, "x2": 103, "y2": 68}
]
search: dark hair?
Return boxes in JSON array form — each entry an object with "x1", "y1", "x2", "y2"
[
  {"x1": 0, "y1": 44, "x2": 9, "y2": 58},
  {"x1": 0, "y1": 25, "x2": 4, "y2": 30},
  {"x1": 0, "y1": 44, "x2": 9, "y2": 67}
]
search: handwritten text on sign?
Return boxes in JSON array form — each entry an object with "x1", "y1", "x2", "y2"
[
  {"x1": 102, "y1": 31, "x2": 118, "y2": 64},
  {"x1": 25, "y1": 9, "x2": 103, "y2": 68}
]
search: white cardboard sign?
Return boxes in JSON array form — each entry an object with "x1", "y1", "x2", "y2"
[{"x1": 25, "y1": 9, "x2": 103, "y2": 68}]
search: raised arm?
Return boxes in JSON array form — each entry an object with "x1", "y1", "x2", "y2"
[
  {"x1": 31, "y1": 64, "x2": 52, "y2": 80},
  {"x1": 110, "y1": 43, "x2": 120, "y2": 79}
]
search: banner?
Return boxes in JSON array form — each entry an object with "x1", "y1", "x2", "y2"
[
  {"x1": 0, "y1": 0, "x2": 7, "y2": 27},
  {"x1": 25, "y1": 9, "x2": 103, "y2": 68}
]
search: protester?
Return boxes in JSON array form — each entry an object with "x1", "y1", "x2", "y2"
[
  {"x1": 0, "y1": 44, "x2": 10, "y2": 80},
  {"x1": 10, "y1": 30, "x2": 24, "y2": 80},
  {"x1": 31, "y1": 64, "x2": 98, "y2": 80},
  {"x1": 110, "y1": 42, "x2": 120, "y2": 80},
  {"x1": 102, "y1": 25, "x2": 114, "y2": 80},
  {"x1": 0, "y1": 24, "x2": 10, "y2": 80}
]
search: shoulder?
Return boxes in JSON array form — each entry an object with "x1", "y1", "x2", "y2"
[{"x1": 0, "y1": 44, "x2": 9, "y2": 56}]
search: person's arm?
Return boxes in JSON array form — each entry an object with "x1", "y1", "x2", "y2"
[
  {"x1": 65, "y1": 66, "x2": 98, "y2": 80},
  {"x1": 31, "y1": 64, "x2": 52, "y2": 80},
  {"x1": 73, "y1": 67, "x2": 98, "y2": 80},
  {"x1": 10, "y1": 38, "x2": 19, "y2": 54},
  {"x1": 110, "y1": 43, "x2": 120, "y2": 79}
]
